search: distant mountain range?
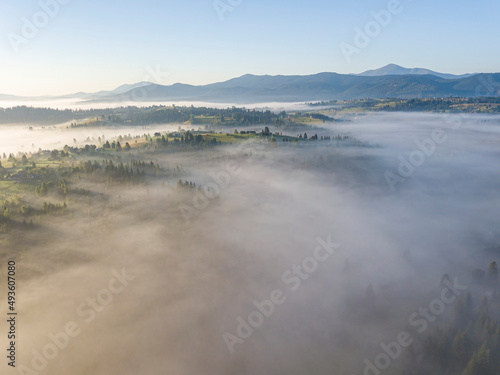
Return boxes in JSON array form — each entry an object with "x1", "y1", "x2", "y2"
[
  {"x1": 2, "y1": 65, "x2": 498, "y2": 104},
  {"x1": 356, "y1": 64, "x2": 475, "y2": 80}
]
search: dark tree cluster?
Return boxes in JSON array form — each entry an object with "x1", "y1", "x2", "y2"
[
  {"x1": 0, "y1": 106, "x2": 117, "y2": 124},
  {"x1": 74, "y1": 159, "x2": 166, "y2": 185},
  {"x1": 389, "y1": 262, "x2": 500, "y2": 375},
  {"x1": 0, "y1": 105, "x2": 323, "y2": 127}
]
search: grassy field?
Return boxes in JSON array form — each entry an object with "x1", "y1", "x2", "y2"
[{"x1": 288, "y1": 116, "x2": 324, "y2": 125}]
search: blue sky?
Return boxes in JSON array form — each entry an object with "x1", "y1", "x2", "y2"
[{"x1": 0, "y1": 0, "x2": 499, "y2": 96}]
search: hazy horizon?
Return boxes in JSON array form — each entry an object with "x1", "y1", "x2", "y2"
[{"x1": 1, "y1": 65, "x2": 495, "y2": 98}]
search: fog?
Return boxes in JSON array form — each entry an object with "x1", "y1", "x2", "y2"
[
  {"x1": 0, "y1": 98, "x2": 311, "y2": 112},
  {"x1": 1, "y1": 112, "x2": 499, "y2": 374},
  {"x1": 0, "y1": 124, "x2": 201, "y2": 156}
]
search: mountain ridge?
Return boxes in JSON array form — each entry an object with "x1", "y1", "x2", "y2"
[
  {"x1": 357, "y1": 64, "x2": 475, "y2": 79},
  {"x1": 1, "y1": 66, "x2": 498, "y2": 104}
]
